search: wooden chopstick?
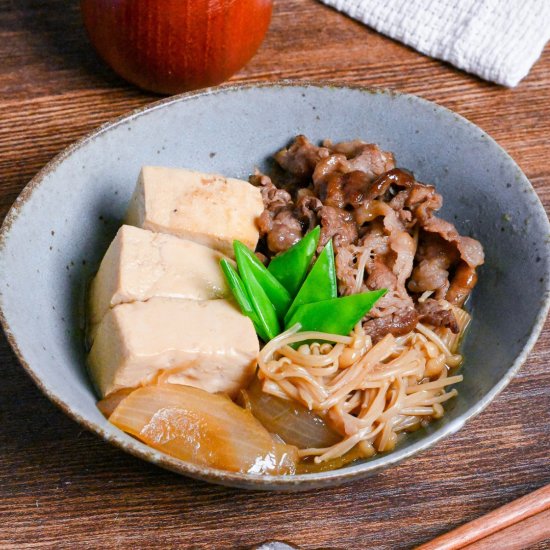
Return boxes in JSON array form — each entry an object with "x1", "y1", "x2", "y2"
[
  {"x1": 461, "y1": 508, "x2": 550, "y2": 550},
  {"x1": 415, "y1": 484, "x2": 550, "y2": 550}
]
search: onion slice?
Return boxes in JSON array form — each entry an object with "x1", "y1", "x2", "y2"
[
  {"x1": 109, "y1": 384, "x2": 297, "y2": 475},
  {"x1": 244, "y1": 378, "x2": 341, "y2": 449},
  {"x1": 97, "y1": 388, "x2": 134, "y2": 418}
]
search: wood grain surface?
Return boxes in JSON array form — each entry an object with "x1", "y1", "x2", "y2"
[{"x1": 0, "y1": 2, "x2": 548, "y2": 549}]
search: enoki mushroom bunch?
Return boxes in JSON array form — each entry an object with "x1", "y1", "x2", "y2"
[{"x1": 258, "y1": 315, "x2": 468, "y2": 463}]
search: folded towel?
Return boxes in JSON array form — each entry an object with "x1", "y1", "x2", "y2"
[{"x1": 319, "y1": 0, "x2": 550, "y2": 86}]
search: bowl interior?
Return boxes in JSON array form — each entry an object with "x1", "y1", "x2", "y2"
[{"x1": 1, "y1": 84, "x2": 548, "y2": 490}]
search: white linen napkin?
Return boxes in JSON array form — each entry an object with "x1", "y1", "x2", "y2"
[{"x1": 319, "y1": 0, "x2": 550, "y2": 86}]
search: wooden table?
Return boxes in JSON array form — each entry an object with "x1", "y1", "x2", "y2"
[{"x1": 1, "y1": 2, "x2": 548, "y2": 549}]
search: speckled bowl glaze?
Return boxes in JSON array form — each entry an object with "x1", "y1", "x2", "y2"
[{"x1": 1, "y1": 83, "x2": 549, "y2": 491}]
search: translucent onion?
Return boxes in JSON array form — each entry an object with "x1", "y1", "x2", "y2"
[
  {"x1": 109, "y1": 384, "x2": 298, "y2": 475},
  {"x1": 244, "y1": 378, "x2": 341, "y2": 449},
  {"x1": 97, "y1": 388, "x2": 134, "y2": 418}
]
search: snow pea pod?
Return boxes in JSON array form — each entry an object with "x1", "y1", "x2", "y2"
[
  {"x1": 233, "y1": 241, "x2": 292, "y2": 320},
  {"x1": 285, "y1": 289, "x2": 387, "y2": 336},
  {"x1": 219, "y1": 259, "x2": 269, "y2": 342},
  {"x1": 284, "y1": 240, "x2": 337, "y2": 325},
  {"x1": 268, "y1": 226, "x2": 321, "y2": 296},
  {"x1": 235, "y1": 251, "x2": 281, "y2": 341}
]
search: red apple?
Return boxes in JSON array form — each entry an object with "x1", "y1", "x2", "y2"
[{"x1": 81, "y1": 0, "x2": 273, "y2": 94}]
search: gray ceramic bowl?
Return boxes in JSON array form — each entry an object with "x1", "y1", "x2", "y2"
[{"x1": 1, "y1": 83, "x2": 549, "y2": 491}]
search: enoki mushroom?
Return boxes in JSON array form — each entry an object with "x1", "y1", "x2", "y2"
[{"x1": 258, "y1": 308, "x2": 469, "y2": 464}]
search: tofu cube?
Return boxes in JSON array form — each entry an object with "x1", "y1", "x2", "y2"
[
  {"x1": 126, "y1": 166, "x2": 264, "y2": 257},
  {"x1": 88, "y1": 298, "x2": 259, "y2": 398},
  {"x1": 89, "y1": 225, "x2": 230, "y2": 329}
]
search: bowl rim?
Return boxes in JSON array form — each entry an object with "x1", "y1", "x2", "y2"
[{"x1": 1, "y1": 80, "x2": 549, "y2": 489}]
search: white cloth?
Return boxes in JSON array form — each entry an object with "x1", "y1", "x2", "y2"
[{"x1": 319, "y1": 0, "x2": 550, "y2": 86}]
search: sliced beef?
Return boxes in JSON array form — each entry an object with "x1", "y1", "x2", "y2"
[
  {"x1": 418, "y1": 217, "x2": 484, "y2": 305},
  {"x1": 322, "y1": 170, "x2": 372, "y2": 209},
  {"x1": 335, "y1": 244, "x2": 360, "y2": 296},
  {"x1": 359, "y1": 222, "x2": 390, "y2": 258},
  {"x1": 253, "y1": 173, "x2": 293, "y2": 211},
  {"x1": 367, "y1": 286, "x2": 416, "y2": 329},
  {"x1": 405, "y1": 184, "x2": 442, "y2": 224},
  {"x1": 253, "y1": 172, "x2": 303, "y2": 254},
  {"x1": 389, "y1": 229, "x2": 416, "y2": 288},
  {"x1": 365, "y1": 259, "x2": 397, "y2": 291},
  {"x1": 312, "y1": 154, "x2": 349, "y2": 193},
  {"x1": 325, "y1": 140, "x2": 395, "y2": 171},
  {"x1": 335, "y1": 223, "x2": 391, "y2": 296},
  {"x1": 322, "y1": 168, "x2": 405, "y2": 212},
  {"x1": 341, "y1": 171, "x2": 374, "y2": 208},
  {"x1": 275, "y1": 135, "x2": 330, "y2": 180},
  {"x1": 408, "y1": 233, "x2": 458, "y2": 298},
  {"x1": 348, "y1": 210, "x2": 413, "y2": 296},
  {"x1": 253, "y1": 134, "x2": 484, "y2": 342},
  {"x1": 408, "y1": 218, "x2": 483, "y2": 304},
  {"x1": 323, "y1": 139, "x2": 367, "y2": 157},
  {"x1": 416, "y1": 299, "x2": 459, "y2": 333},
  {"x1": 387, "y1": 181, "x2": 442, "y2": 230},
  {"x1": 313, "y1": 148, "x2": 396, "y2": 204},
  {"x1": 346, "y1": 143, "x2": 396, "y2": 177},
  {"x1": 319, "y1": 206, "x2": 358, "y2": 249},
  {"x1": 363, "y1": 308, "x2": 419, "y2": 343},
  {"x1": 368, "y1": 169, "x2": 415, "y2": 200},
  {"x1": 446, "y1": 263, "x2": 478, "y2": 307},
  {"x1": 296, "y1": 190, "x2": 323, "y2": 231},
  {"x1": 263, "y1": 210, "x2": 303, "y2": 253},
  {"x1": 378, "y1": 169, "x2": 443, "y2": 231},
  {"x1": 363, "y1": 226, "x2": 417, "y2": 331},
  {"x1": 408, "y1": 258, "x2": 451, "y2": 296},
  {"x1": 423, "y1": 217, "x2": 484, "y2": 268}
]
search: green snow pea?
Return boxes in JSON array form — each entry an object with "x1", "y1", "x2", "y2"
[
  {"x1": 235, "y1": 251, "x2": 281, "y2": 341},
  {"x1": 284, "y1": 240, "x2": 337, "y2": 325},
  {"x1": 233, "y1": 241, "x2": 292, "y2": 320},
  {"x1": 285, "y1": 289, "x2": 387, "y2": 336},
  {"x1": 268, "y1": 226, "x2": 321, "y2": 296},
  {"x1": 219, "y1": 259, "x2": 270, "y2": 342}
]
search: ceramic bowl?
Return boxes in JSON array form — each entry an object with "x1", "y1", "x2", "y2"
[{"x1": 1, "y1": 83, "x2": 548, "y2": 490}]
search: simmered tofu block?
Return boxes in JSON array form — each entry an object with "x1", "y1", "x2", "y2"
[
  {"x1": 126, "y1": 166, "x2": 264, "y2": 257},
  {"x1": 88, "y1": 297, "x2": 259, "y2": 398},
  {"x1": 88, "y1": 225, "x2": 230, "y2": 329}
]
